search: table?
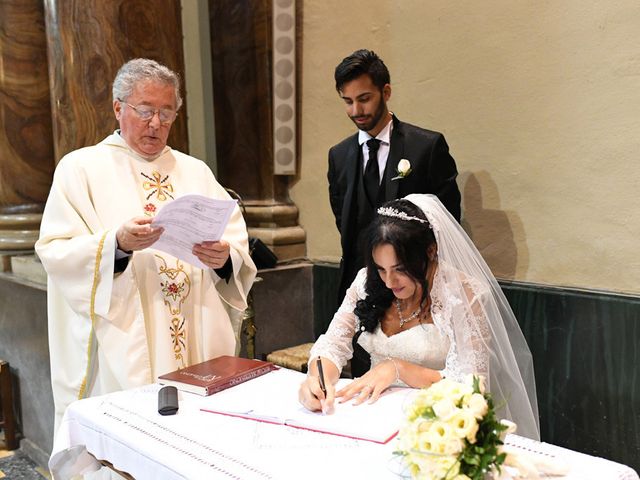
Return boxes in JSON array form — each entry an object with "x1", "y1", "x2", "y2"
[{"x1": 50, "y1": 375, "x2": 639, "y2": 480}]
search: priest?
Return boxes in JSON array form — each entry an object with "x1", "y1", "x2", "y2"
[{"x1": 36, "y1": 58, "x2": 256, "y2": 433}]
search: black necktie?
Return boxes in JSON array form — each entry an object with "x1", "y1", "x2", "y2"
[{"x1": 364, "y1": 138, "x2": 381, "y2": 204}]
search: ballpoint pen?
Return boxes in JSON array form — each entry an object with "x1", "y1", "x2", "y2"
[{"x1": 316, "y1": 356, "x2": 327, "y2": 397}]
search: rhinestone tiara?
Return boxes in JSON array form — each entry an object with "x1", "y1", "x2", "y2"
[{"x1": 377, "y1": 206, "x2": 429, "y2": 224}]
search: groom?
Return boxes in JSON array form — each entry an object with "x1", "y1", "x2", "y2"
[{"x1": 328, "y1": 49, "x2": 462, "y2": 303}]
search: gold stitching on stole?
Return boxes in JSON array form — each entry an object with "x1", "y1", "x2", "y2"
[
  {"x1": 156, "y1": 255, "x2": 191, "y2": 368},
  {"x1": 78, "y1": 231, "x2": 108, "y2": 399}
]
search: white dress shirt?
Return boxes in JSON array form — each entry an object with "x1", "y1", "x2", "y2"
[{"x1": 358, "y1": 116, "x2": 393, "y2": 185}]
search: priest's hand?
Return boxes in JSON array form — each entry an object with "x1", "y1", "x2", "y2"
[
  {"x1": 116, "y1": 216, "x2": 164, "y2": 252},
  {"x1": 192, "y1": 240, "x2": 230, "y2": 269}
]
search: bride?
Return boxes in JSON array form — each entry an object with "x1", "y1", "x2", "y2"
[{"x1": 298, "y1": 194, "x2": 540, "y2": 440}]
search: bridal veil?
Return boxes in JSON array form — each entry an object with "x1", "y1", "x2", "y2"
[{"x1": 405, "y1": 194, "x2": 540, "y2": 440}]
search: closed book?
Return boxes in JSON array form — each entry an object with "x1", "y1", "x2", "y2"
[{"x1": 158, "y1": 356, "x2": 277, "y2": 396}]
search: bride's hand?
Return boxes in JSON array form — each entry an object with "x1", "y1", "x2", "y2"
[
  {"x1": 336, "y1": 360, "x2": 397, "y2": 405},
  {"x1": 298, "y1": 375, "x2": 335, "y2": 413}
]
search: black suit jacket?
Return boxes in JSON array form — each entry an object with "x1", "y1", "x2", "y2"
[{"x1": 327, "y1": 115, "x2": 461, "y2": 301}]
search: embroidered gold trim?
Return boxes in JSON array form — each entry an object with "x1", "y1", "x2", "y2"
[
  {"x1": 156, "y1": 255, "x2": 191, "y2": 367},
  {"x1": 78, "y1": 231, "x2": 108, "y2": 399},
  {"x1": 157, "y1": 255, "x2": 191, "y2": 315},
  {"x1": 170, "y1": 317, "x2": 186, "y2": 368}
]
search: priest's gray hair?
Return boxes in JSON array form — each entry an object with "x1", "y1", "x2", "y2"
[{"x1": 112, "y1": 58, "x2": 183, "y2": 110}]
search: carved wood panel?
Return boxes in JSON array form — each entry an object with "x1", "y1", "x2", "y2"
[
  {"x1": 209, "y1": 0, "x2": 290, "y2": 203},
  {"x1": 0, "y1": 0, "x2": 54, "y2": 206},
  {"x1": 44, "y1": 0, "x2": 188, "y2": 162}
]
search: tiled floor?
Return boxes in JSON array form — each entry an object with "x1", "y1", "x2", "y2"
[
  {"x1": 0, "y1": 432, "x2": 50, "y2": 480},
  {"x1": 0, "y1": 450, "x2": 49, "y2": 480}
]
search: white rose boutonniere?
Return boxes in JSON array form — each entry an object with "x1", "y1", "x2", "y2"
[{"x1": 392, "y1": 159, "x2": 412, "y2": 180}]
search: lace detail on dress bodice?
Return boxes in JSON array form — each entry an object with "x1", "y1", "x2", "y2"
[
  {"x1": 358, "y1": 323, "x2": 450, "y2": 374},
  {"x1": 309, "y1": 265, "x2": 491, "y2": 384}
]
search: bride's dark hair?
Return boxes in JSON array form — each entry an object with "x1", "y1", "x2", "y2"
[{"x1": 354, "y1": 199, "x2": 436, "y2": 333}]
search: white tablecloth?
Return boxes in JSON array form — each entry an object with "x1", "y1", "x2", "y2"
[{"x1": 50, "y1": 382, "x2": 639, "y2": 480}]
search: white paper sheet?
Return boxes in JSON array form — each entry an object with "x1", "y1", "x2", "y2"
[
  {"x1": 198, "y1": 368, "x2": 413, "y2": 444},
  {"x1": 151, "y1": 194, "x2": 236, "y2": 269}
]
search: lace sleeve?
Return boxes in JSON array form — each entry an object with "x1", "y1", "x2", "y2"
[
  {"x1": 435, "y1": 272, "x2": 491, "y2": 383},
  {"x1": 309, "y1": 269, "x2": 367, "y2": 372}
]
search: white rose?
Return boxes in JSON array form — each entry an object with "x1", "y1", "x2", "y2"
[
  {"x1": 463, "y1": 392, "x2": 489, "y2": 419},
  {"x1": 450, "y1": 410, "x2": 480, "y2": 443},
  {"x1": 499, "y1": 419, "x2": 518, "y2": 441},
  {"x1": 397, "y1": 424, "x2": 419, "y2": 453},
  {"x1": 416, "y1": 430, "x2": 435, "y2": 453},
  {"x1": 464, "y1": 374, "x2": 486, "y2": 394},
  {"x1": 429, "y1": 420, "x2": 455, "y2": 442},
  {"x1": 445, "y1": 380, "x2": 473, "y2": 402},
  {"x1": 398, "y1": 159, "x2": 411, "y2": 174},
  {"x1": 417, "y1": 419, "x2": 432, "y2": 433},
  {"x1": 405, "y1": 390, "x2": 435, "y2": 420},
  {"x1": 430, "y1": 378, "x2": 460, "y2": 398},
  {"x1": 433, "y1": 398, "x2": 458, "y2": 421},
  {"x1": 413, "y1": 455, "x2": 460, "y2": 480},
  {"x1": 475, "y1": 375, "x2": 486, "y2": 394},
  {"x1": 430, "y1": 436, "x2": 465, "y2": 456}
]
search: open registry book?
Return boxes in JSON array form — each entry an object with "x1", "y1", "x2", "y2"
[{"x1": 199, "y1": 368, "x2": 413, "y2": 444}]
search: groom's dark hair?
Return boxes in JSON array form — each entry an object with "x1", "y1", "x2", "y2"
[{"x1": 334, "y1": 49, "x2": 390, "y2": 92}]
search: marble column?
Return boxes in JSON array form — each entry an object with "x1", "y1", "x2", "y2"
[
  {"x1": 209, "y1": 0, "x2": 306, "y2": 261},
  {"x1": 0, "y1": 1, "x2": 54, "y2": 251},
  {"x1": 43, "y1": 0, "x2": 189, "y2": 161}
]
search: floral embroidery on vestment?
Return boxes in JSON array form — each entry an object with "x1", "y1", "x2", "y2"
[
  {"x1": 143, "y1": 203, "x2": 157, "y2": 217},
  {"x1": 156, "y1": 254, "x2": 191, "y2": 368}
]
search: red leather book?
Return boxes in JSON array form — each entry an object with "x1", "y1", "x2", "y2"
[{"x1": 158, "y1": 356, "x2": 277, "y2": 396}]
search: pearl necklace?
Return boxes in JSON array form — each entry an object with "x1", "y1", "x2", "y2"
[{"x1": 395, "y1": 298, "x2": 422, "y2": 328}]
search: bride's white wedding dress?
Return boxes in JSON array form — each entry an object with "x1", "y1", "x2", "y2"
[
  {"x1": 310, "y1": 194, "x2": 540, "y2": 440},
  {"x1": 310, "y1": 265, "x2": 490, "y2": 385}
]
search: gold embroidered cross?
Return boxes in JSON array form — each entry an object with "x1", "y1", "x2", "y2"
[
  {"x1": 170, "y1": 317, "x2": 186, "y2": 350},
  {"x1": 141, "y1": 171, "x2": 174, "y2": 201},
  {"x1": 170, "y1": 317, "x2": 186, "y2": 365}
]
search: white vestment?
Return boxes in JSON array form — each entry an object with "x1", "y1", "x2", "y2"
[{"x1": 36, "y1": 133, "x2": 257, "y2": 432}]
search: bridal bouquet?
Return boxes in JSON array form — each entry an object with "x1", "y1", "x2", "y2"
[{"x1": 395, "y1": 376, "x2": 509, "y2": 480}]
